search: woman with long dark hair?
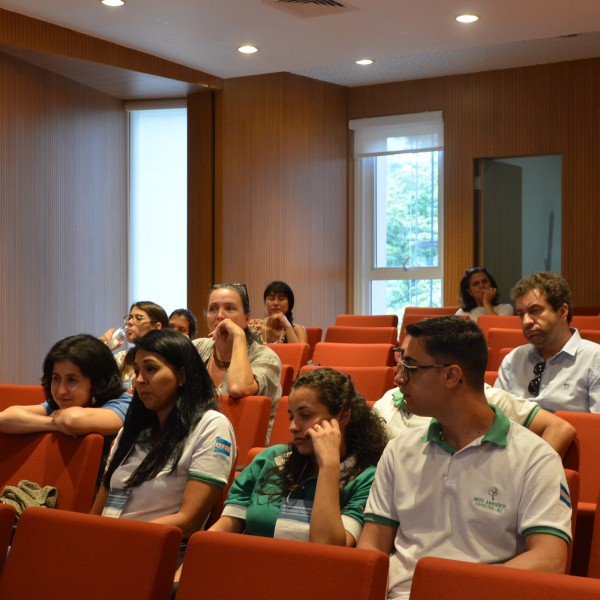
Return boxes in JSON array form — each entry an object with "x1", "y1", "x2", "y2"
[
  {"x1": 208, "y1": 367, "x2": 387, "y2": 545},
  {"x1": 455, "y1": 266, "x2": 514, "y2": 322},
  {"x1": 91, "y1": 329, "x2": 235, "y2": 540},
  {"x1": 248, "y1": 280, "x2": 307, "y2": 344}
]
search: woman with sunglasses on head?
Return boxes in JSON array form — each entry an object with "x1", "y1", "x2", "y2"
[
  {"x1": 455, "y1": 266, "x2": 514, "y2": 323},
  {"x1": 193, "y1": 284, "x2": 282, "y2": 438},
  {"x1": 91, "y1": 329, "x2": 235, "y2": 545},
  {"x1": 248, "y1": 281, "x2": 307, "y2": 344},
  {"x1": 101, "y1": 301, "x2": 169, "y2": 386}
]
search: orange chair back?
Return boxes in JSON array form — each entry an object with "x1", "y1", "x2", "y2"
[
  {"x1": 556, "y1": 412, "x2": 600, "y2": 503},
  {"x1": 218, "y1": 395, "x2": 271, "y2": 467},
  {"x1": 585, "y1": 487, "x2": 600, "y2": 578},
  {"x1": 177, "y1": 531, "x2": 389, "y2": 600},
  {"x1": 263, "y1": 343, "x2": 310, "y2": 372},
  {"x1": 0, "y1": 508, "x2": 181, "y2": 600},
  {"x1": 580, "y1": 329, "x2": 600, "y2": 344},
  {"x1": 403, "y1": 306, "x2": 459, "y2": 316},
  {"x1": 304, "y1": 327, "x2": 322, "y2": 359},
  {"x1": 0, "y1": 384, "x2": 44, "y2": 411},
  {"x1": 325, "y1": 325, "x2": 398, "y2": 345},
  {"x1": 269, "y1": 395, "x2": 291, "y2": 446},
  {"x1": 486, "y1": 327, "x2": 527, "y2": 369},
  {"x1": 299, "y1": 365, "x2": 396, "y2": 404},
  {"x1": 335, "y1": 314, "x2": 398, "y2": 327},
  {"x1": 0, "y1": 431, "x2": 103, "y2": 512},
  {"x1": 565, "y1": 468, "x2": 580, "y2": 574},
  {"x1": 484, "y1": 370, "x2": 498, "y2": 386},
  {"x1": 411, "y1": 556, "x2": 600, "y2": 600},
  {"x1": 312, "y1": 342, "x2": 394, "y2": 367},
  {"x1": 0, "y1": 504, "x2": 16, "y2": 576},
  {"x1": 476, "y1": 315, "x2": 521, "y2": 338},
  {"x1": 572, "y1": 316, "x2": 600, "y2": 330},
  {"x1": 280, "y1": 363, "x2": 294, "y2": 396}
]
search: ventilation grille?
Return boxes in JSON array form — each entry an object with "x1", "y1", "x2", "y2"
[{"x1": 262, "y1": 0, "x2": 357, "y2": 18}]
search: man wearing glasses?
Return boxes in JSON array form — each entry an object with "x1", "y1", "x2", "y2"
[
  {"x1": 358, "y1": 316, "x2": 571, "y2": 600},
  {"x1": 373, "y1": 343, "x2": 575, "y2": 457},
  {"x1": 495, "y1": 271, "x2": 600, "y2": 413}
]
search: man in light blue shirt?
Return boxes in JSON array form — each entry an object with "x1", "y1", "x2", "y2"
[{"x1": 495, "y1": 271, "x2": 600, "y2": 413}]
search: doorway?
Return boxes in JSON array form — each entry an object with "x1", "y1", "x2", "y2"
[{"x1": 474, "y1": 154, "x2": 562, "y2": 301}]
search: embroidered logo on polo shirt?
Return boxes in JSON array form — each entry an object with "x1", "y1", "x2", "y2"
[
  {"x1": 214, "y1": 437, "x2": 232, "y2": 457},
  {"x1": 559, "y1": 483, "x2": 571, "y2": 508},
  {"x1": 473, "y1": 487, "x2": 506, "y2": 514}
]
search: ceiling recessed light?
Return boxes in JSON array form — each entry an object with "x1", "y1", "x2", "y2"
[
  {"x1": 356, "y1": 59, "x2": 374, "y2": 66},
  {"x1": 456, "y1": 14, "x2": 479, "y2": 23},
  {"x1": 101, "y1": 0, "x2": 125, "y2": 6},
  {"x1": 238, "y1": 45, "x2": 259, "y2": 54}
]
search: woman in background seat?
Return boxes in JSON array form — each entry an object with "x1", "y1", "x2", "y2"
[
  {"x1": 455, "y1": 266, "x2": 514, "y2": 322},
  {"x1": 249, "y1": 281, "x2": 307, "y2": 344}
]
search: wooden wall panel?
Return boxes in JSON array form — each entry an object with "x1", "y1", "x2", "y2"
[
  {"x1": 348, "y1": 58, "x2": 600, "y2": 307},
  {"x1": 209, "y1": 72, "x2": 349, "y2": 331},
  {"x1": 0, "y1": 51, "x2": 127, "y2": 383}
]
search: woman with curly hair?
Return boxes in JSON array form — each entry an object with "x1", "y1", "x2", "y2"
[
  {"x1": 207, "y1": 367, "x2": 388, "y2": 546},
  {"x1": 91, "y1": 329, "x2": 235, "y2": 541}
]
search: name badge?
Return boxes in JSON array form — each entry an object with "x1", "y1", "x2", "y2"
[{"x1": 273, "y1": 498, "x2": 313, "y2": 541}]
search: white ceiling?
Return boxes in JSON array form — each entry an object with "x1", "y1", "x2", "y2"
[{"x1": 1, "y1": 0, "x2": 599, "y2": 87}]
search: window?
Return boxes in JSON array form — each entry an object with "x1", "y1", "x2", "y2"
[
  {"x1": 128, "y1": 105, "x2": 187, "y2": 311},
  {"x1": 350, "y1": 112, "x2": 444, "y2": 320}
]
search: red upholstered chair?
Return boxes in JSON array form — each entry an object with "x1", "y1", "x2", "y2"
[
  {"x1": 263, "y1": 342, "x2": 310, "y2": 372},
  {"x1": 0, "y1": 384, "x2": 44, "y2": 411},
  {"x1": 305, "y1": 327, "x2": 322, "y2": 359},
  {"x1": 312, "y1": 342, "x2": 394, "y2": 367},
  {"x1": 0, "y1": 507, "x2": 181, "y2": 600},
  {"x1": 484, "y1": 370, "x2": 498, "y2": 386},
  {"x1": 585, "y1": 487, "x2": 600, "y2": 578},
  {"x1": 411, "y1": 556, "x2": 600, "y2": 600},
  {"x1": 177, "y1": 531, "x2": 389, "y2": 600},
  {"x1": 218, "y1": 395, "x2": 271, "y2": 468},
  {"x1": 403, "y1": 306, "x2": 459, "y2": 316},
  {"x1": 0, "y1": 504, "x2": 16, "y2": 576},
  {"x1": 299, "y1": 365, "x2": 396, "y2": 404},
  {"x1": 580, "y1": 329, "x2": 600, "y2": 344},
  {"x1": 486, "y1": 327, "x2": 527, "y2": 369},
  {"x1": 335, "y1": 314, "x2": 398, "y2": 327},
  {"x1": 324, "y1": 325, "x2": 398, "y2": 344},
  {"x1": 572, "y1": 316, "x2": 600, "y2": 330},
  {"x1": 476, "y1": 315, "x2": 521, "y2": 338},
  {"x1": 268, "y1": 395, "x2": 291, "y2": 446},
  {"x1": 0, "y1": 431, "x2": 103, "y2": 512},
  {"x1": 556, "y1": 411, "x2": 600, "y2": 575},
  {"x1": 280, "y1": 363, "x2": 295, "y2": 396}
]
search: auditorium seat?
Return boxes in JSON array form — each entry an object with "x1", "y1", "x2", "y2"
[
  {"x1": 324, "y1": 325, "x2": 398, "y2": 344},
  {"x1": 335, "y1": 314, "x2": 398, "y2": 327}
]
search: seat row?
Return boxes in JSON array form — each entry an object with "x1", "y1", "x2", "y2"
[{"x1": 0, "y1": 506, "x2": 388, "y2": 600}]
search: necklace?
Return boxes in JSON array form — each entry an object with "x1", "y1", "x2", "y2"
[{"x1": 212, "y1": 347, "x2": 231, "y2": 370}]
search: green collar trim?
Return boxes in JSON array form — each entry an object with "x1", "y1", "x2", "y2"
[
  {"x1": 422, "y1": 404, "x2": 510, "y2": 453},
  {"x1": 392, "y1": 389, "x2": 408, "y2": 413}
]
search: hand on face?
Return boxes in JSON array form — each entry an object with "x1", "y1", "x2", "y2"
[
  {"x1": 307, "y1": 418, "x2": 342, "y2": 469},
  {"x1": 480, "y1": 287, "x2": 497, "y2": 306},
  {"x1": 210, "y1": 318, "x2": 245, "y2": 348}
]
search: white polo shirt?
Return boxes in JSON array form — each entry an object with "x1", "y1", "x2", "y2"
[
  {"x1": 373, "y1": 385, "x2": 539, "y2": 439},
  {"x1": 364, "y1": 405, "x2": 572, "y2": 600}
]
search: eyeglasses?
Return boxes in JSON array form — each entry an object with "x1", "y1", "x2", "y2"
[
  {"x1": 123, "y1": 314, "x2": 149, "y2": 323},
  {"x1": 212, "y1": 283, "x2": 248, "y2": 299},
  {"x1": 528, "y1": 361, "x2": 546, "y2": 396},
  {"x1": 397, "y1": 360, "x2": 451, "y2": 382}
]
